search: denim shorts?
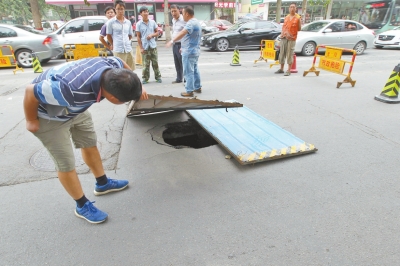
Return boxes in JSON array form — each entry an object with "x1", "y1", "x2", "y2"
[{"x1": 33, "y1": 111, "x2": 97, "y2": 172}]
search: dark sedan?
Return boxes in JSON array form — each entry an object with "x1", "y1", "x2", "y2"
[{"x1": 201, "y1": 20, "x2": 282, "y2": 52}]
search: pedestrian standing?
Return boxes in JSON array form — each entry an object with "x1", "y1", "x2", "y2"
[
  {"x1": 166, "y1": 6, "x2": 202, "y2": 97},
  {"x1": 275, "y1": 2, "x2": 301, "y2": 76},
  {"x1": 170, "y1": 5, "x2": 186, "y2": 84},
  {"x1": 23, "y1": 57, "x2": 148, "y2": 224},
  {"x1": 106, "y1": 0, "x2": 135, "y2": 70},
  {"x1": 136, "y1": 6, "x2": 162, "y2": 84},
  {"x1": 99, "y1": 6, "x2": 115, "y2": 50}
]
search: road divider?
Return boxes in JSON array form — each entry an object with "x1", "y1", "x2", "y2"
[
  {"x1": 64, "y1": 43, "x2": 108, "y2": 61},
  {"x1": 0, "y1": 45, "x2": 23, "y2": 74}
]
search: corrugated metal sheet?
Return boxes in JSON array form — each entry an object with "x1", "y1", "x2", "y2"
[
  {"x1": 127, "y1": 95, "x2": 243, "y2": 117},
  {"x1": 187, "y1": 106, "x2": 317, "y2": 165}
]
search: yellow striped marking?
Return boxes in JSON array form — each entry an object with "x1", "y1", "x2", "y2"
[
  {"x1": 281, "y1": 148, "x2": 287, "y2": 155},
  {"x1": 259, "y1": 151, "x2": 267, "y2": 159},
  {"x1": 300, "y1": 143, "x2": 306, "y2": 151},
  {"x1": 309, "y1": 144, "x2": 315, "y2": 150},
  {"x1": 290, "y1": 146, "x2": 297, "y2": 154},
  {"x1": 270, "y1": 149, "x2": 277, "y2": 157},
  {"x1": 247, "y1": 153, "x2": 256, "y2": 162}
]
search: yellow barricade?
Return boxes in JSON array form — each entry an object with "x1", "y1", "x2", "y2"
[
  {"x1": 64, "y1": 43, "x2": 108, "y2": 61},
  {"x1": 254, "y1": 40, "x2": 279, "y2": 68},
  {"x1": 303, "y1": 45, "x2": 357, "y2": 88},
  {"x1": 0, "y1": 45, "x2": 23, "y2": 74}
]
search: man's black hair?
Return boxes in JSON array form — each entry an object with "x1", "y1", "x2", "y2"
[
  {"x1": 104, "y1": 6, "x2": 115, "y2": 14},
  {"x1": 102, "y1": 69, "x2": 142, "y2": 102},
  {"x1": 170, "y1": 4, "x2": 180, "y2": 9},
  {"x1": 114, "y1": 0, "x2": 125, "y2": 8},
  {"x1": 139, "y1": 6, "x2": 148, "y2": 13},
  {"x1": 290, "y1": 2, "x2": 297, "y2": 6},
  {"x1": 183, "y1": 6, "x2": 194, "y2": 16}
]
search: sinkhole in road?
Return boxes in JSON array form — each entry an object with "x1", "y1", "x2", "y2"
[{"x1": 162, "y1": 119, "x2": 217, "y2": 149}]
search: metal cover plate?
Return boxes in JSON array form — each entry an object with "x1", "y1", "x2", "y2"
[
  {"x1": 187, "y1": 106, "x2": 317, "y2": 165},
  {"x1": 126, "y1": 94, "x2": 243, "y2": 117}
]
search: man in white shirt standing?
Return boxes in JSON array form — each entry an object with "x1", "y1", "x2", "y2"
[
  {"x1": 106, "y1": 0, "x2": 135, "y2": 70},
  {"x1": 170, "y1": 5, "x2": 186, "y2": 84}
]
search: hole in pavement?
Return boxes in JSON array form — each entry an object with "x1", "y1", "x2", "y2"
[{"x1": 162, "y1": 119, "x2": 218, "y2": 149}]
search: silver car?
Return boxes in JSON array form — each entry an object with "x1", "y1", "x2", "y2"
[
  {"x1": 293, "y1": 19, "x2": 375, "y2": 56},
  {"x1": 0, "y1": 24, "x2": 63, "y2": 68}
]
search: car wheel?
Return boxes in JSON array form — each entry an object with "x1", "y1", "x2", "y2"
[
  {"x1": 216, "y1": 38, "x2": 229, "y2": 52},
  {"x1": 375, "y1": 45, "x2": 383, "y2": 49},
  {"x1": 354, "y1": 41, "x2": 366, "y2": 55},
  {"x1": 15, "y1": 49, "x2": 33, "y2": 68},
  {"x1": 301, "y1": 42, "x2": 316, "y2": 56}
]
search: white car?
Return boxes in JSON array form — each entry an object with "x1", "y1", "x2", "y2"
[
  {"x1": 53, "y1": 16, "x2": 107, "y2": 47},
  {"x1": 374, "y1": 26, "x2": 400, "y2": 49},
  {"x1": 293, "y1": 19, "x2": 375, "y2": 56}
]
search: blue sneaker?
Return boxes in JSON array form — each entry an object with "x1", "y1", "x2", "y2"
[
  {"x1": 94, "y1": 178, "x2": 129, "y2": 196},
  {"x1": 74, "y1": 201, "x2": 108, "y2": 224}
]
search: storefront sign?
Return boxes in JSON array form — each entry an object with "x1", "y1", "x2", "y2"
[
  {"x1": 251, "y1": 0, "x2": 263, "y2": 5},
  {"x1": 214, "y1": 2, "x2": 237, "y2": 8}
]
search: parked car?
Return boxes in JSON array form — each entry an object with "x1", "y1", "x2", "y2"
[
  {"x1": 0, "y1": 24, "x2": 63, "y2": 68},
  {"x1": 207, "y1": 19, "x2": 233, "y2": 31},
  {"x1": 54, "y1": 16, "x2": 107, "y2": 47},
  {"x1": 374, "y1": 26, "x2": 400, "y2": 49},
  {"x1": 201, "y1": 20, "x2": 282, "y2": 52},
  {"x1": 198, "y1": 20, "x2": 219, "y2": 34},
  {"x1": 42, "y1": 21, "x2": 65, "y2": 33},
  {"x1": 287, "y1": 19, "x2": 375, "y2": 56}
]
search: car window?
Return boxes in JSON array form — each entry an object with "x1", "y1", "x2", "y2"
[
  {"x1": 64, "y1": 20, "x2": 84, "y2": 33},
  {"x1": 302, "y1": 21, "x2": 330, "y2": 32},
  {"x1": 240, "y1": 22, "x2": 256, "y2": 31},
  {"x1": 327, "y1": 22, "x2": 343, "y2": 32},
  {"x1": 14, "y1": 25, "x2": 43, "y2": 34},
  {"x1": 344, "y1": 21, "x2": 358, "y2": 31},
  {"x1": 0, "y1": 27, "x2": 17, "y2": 38},
  {"x1": 43, "y1": 22, "x2": 52, "y2": 30},
  {"x1": 88, "y1": 19, "x2": 105, "y2": 31},
  {"x1": 256, "y1": 21, "x2": 276, "y2": 29},
  {"x1": 221, "y1": 20, "x2": 232, "y2": 26}
]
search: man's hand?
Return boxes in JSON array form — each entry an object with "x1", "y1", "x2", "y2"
[
  {"x1": 146, "y1": 34, "x2": 153, "y2": 40},
  {"x1": 26, "y1": 119, "x2": 40, "y2": 133},
  {"x1": 166, "y1": 40, "x2": 173, "y2": 48},
  {"x1": 141, "y1": 48, "x2": 145, "y2": 54},
  {"x1": 140, "y1": 87, "x2": 148, "y2": 100}
]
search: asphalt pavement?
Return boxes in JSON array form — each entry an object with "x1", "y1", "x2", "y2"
[{"x1": 1, "y1": 44, "x2": 400, "y2": 265}]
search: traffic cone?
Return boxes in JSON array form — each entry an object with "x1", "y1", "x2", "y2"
[
  {"x1": 32, "y1": 52, "x2": 43, "y2": 73},
  {"x1": 230, "y1": 45, "x2": 241, "y2": 66},
  {"x1": 290, "y1": 53, "x2": 298, "y2": 73},
  {"x1": 135, "y1": 46, "x2": 142, "y2": 65},
  {"x1": 374, "y1": 64, "x2": 400, "y2": 104}
]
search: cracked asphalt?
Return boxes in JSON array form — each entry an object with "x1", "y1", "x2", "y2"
[{"x1": 1, "y1": 44, "x2": 400, "y2": 265}]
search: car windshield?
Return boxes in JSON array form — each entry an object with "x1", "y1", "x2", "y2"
[
  {"x1": 203, "y1": 21, "x2": 213, "y2": 27},
  {"x1": 301, "y1": 21, "x2": 330, "y2": 32},
  {"x1": 226, "y1": 22, "x2": 246, "y2": 31},
  {"x1": 13, "y1": 25, "x2": 44, "y2": 34}
]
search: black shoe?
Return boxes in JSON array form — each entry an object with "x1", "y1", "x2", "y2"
[{"x1": 172, "y1": 80, "x2": 182, "y2": 84}]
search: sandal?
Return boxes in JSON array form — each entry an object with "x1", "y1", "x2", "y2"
[
  {"x1": 275, "y1": 69, "x2": 284, "y2": 74},
  {"x1": 284, "y1": 71, "x2": 291, "y2": 76}
]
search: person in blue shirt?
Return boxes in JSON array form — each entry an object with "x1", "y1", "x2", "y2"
[
  {"x1": 136, "y1": 6, "x2": 162, "y2": 84},
  {"x1": 106, "y1": 0, "x2": 135, "y2": 70},
  {"x1": 166, "y1": 6, "x2": 202, "y2": 97},
  {"x1": 23, "y1": 57, "x2": 148, "y2": 224}
]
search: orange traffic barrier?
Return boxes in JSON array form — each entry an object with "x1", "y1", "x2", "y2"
[
  {"x1": 0, "y1": 45, "x2": 23, "y2": 74},
  {"x1": 254, "y1": 40, "x2": 279, "y2": 68},
  {"x1": 64, "y1": 43, "x2": 108, "y2": 61},
  {"x1": 290, "y1": 53, "x2": 298, "y2": 73},
  {"x1": 303, "y1": 45, "x2": 357, "y2": 88}
]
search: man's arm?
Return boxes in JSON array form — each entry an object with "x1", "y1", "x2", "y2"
[
  {"x1": 166, "y1": 28, "x2": 188, "y2": 47},
  {"x1": 106, "y1": 22, "x2": 114, "y2": 47},
  {"x1": 117, "y1": 58, "x2": 148, "y2": 100},
  {"x1": 298, "y1": 16, "x2": 302, "y2": 31},
  {"x1": 23, "y1": 84, "x2": 40, "y2": 132},
  {"x1": 106, "y1": 34, "x2": 114, "y2": 47},
  {"x1": 136, "y1": 31, "x2": 145, "y2": 53}
]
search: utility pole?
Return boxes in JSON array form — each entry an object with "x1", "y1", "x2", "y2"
[
  {"x1": 301, "y1": 0, "x2": 307, "y2": 24},
  {"x1": 29, "y1": 0, "x2": 42, "y2": 30},
  {"x1": 235, "y1": 0, "x2": 239, "y2": 22},
  {"x1": 276, "y1": 0, "x2": 282, "y2": 24},
  {"x1": 164, "y1": 0, "x2": 171, "y2": 42}
]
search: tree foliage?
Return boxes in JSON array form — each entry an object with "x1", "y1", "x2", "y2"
[{"x1": 0, "y1": 0, "x2": 70, "y2": 24}]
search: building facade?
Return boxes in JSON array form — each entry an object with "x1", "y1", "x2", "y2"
[{"x1": 45, "y1": 0, "x2": 218, "y2": 23}]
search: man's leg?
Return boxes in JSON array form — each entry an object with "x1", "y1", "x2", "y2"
[
  {"x1": 71, "y1": 111, "x2": 129, "y2": 196},
  {"x1": 150, "y1": 47, "x2": 161, "y2": 80},
  {"x1": 193, "y1": 56, "x2": 201, "y2": 90},
  {"x1": 173, "y1": 43, "x2": 183, "y2": 82},
  {"x1": 142, "y1": 50, "x2": 150, "y2": 82},
  {"x1": 277, "y1": 39, "x2": 287, "y2": 72},
  {"x1": 182, "y1": 55, "x2": 195, "y2": 94},
  {"x1": 58, "y1": 169, "x2": 84, "y2": 200}
]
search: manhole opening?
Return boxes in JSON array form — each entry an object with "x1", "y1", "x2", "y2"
[{"x1": 162, "y1": 119, "x2": 218, "y2": 149}]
